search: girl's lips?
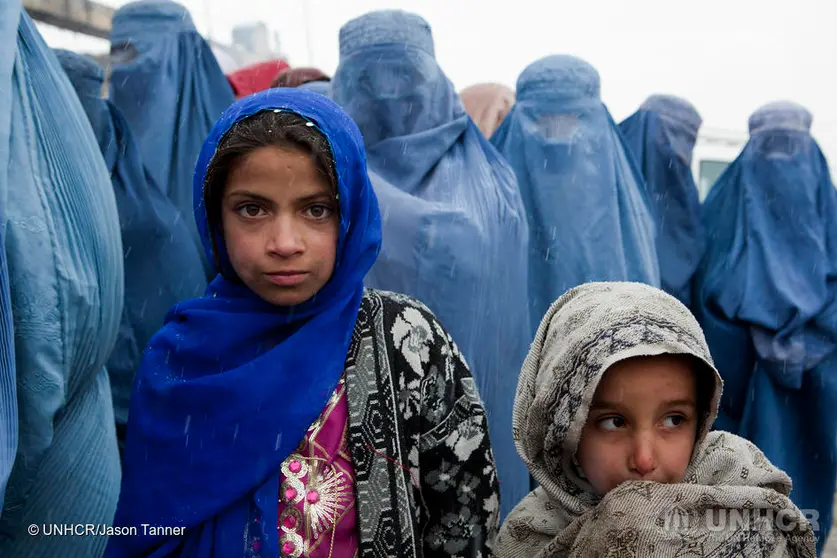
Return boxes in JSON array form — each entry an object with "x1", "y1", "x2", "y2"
[{"x1": 265, "y1": 271, "x2": 309, "y2": 287}]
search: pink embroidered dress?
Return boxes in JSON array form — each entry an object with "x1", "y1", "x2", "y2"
[{"x1": 277, "y1": 376, "x2": 358, "y2": 557}]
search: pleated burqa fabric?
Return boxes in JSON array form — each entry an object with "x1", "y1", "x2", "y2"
[
  {"x1": 55, "y1": 49, "x2": 207, "y2": 453},
  {"x1": 0, "y1": 0, "x2": 19, "y2": 515},
  {"x1": 0, "y1": 6, "x2": 124, "y2": 557}
]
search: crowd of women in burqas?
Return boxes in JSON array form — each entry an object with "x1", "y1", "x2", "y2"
[{"x1": 0, "y1": 0, "x2": 834, "y2": 556}]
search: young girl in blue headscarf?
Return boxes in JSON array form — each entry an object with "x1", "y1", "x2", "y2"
[{"x1": 106, "y1": 89, "x2": 499, "y2": 558}]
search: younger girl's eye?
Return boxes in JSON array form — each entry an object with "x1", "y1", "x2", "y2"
[
  {"x1": 662, "y1": 415, "x2": 687, "y2": 428},
  {"x1": 305, "y1": 204, "x2": 334, "y2": 219},
  {"x1": 237, "y1": 204, "x2": 265, "y2": 218},
  {"x1": 597, "y1": 416, "x2": 626, "y2": 431}
]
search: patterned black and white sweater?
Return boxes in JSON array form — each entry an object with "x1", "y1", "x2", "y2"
[{"x1": 245, "y1": 289, "x2": 500, "y2": 557}]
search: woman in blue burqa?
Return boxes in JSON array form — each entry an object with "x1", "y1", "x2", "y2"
[
  {"x1": 108, "y1": 0, "x2": 235, "y2": 276},
  {"x1": 106, "y1": 89, "x2": 500, "y2": 557},
  {"x1": 620, "y1": 94, "x2": 705, "y2": 308},
  {"x1": 0, "y1": 5, "x2": 124, "y2": 557},
  {"x1": 330, "y1": 10, "x2": 531, "y2": 520},
  {"x1": 54, "y1": 49, "x2": 208, "y2": 459},
  {"x1": 693, "y1": 101, "x2": 837, "y2": 554},
  {"x1": 491, "y1": 55, "x2": 660, "y2": 337},
  {"x1": 0, "y1": 0, "x2": 18, "y2": 521}
]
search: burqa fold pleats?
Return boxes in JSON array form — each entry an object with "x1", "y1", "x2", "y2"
[
  {"x1": 0, "y1": 6, "x2": 124, "y2": 557},
  {"x1": 0, "y1": 0, "x2": 19, "y2": 514},
  {"x1": 55, "y1": 49, "x2": 207, "y2": 449}
]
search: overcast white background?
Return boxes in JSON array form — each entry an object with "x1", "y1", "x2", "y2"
[{"x1": 37, "y1": 0, "x2": 837, "y2": 162}]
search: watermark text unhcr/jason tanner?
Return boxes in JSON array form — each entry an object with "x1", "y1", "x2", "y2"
[
  {"x1": 659, "y1": 508, "x2": 820, "y2": 533},
  {"x1": 29, "y1": 524, "x2": 185, "y2": 537}
]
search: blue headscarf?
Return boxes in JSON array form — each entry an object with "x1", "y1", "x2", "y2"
[
  {"x1": 109, "y1": 0, "x2": 235, "y2": 274},
  {"x1": 491, "y1": 55, "x2": 660, "y2": 335},
  {"x1": 331, "y1": 9, "x2": 532, "y2": 520},
  {"x1": 1, "y1": 8, "x2": 123, "y2": 557},
  {"x1": 619, "y1": 95, "x2": 705, "y2": 308},
  {"x1": 54, "y1": 49, "x2": 208, "y2": 430},
  {"x1": 107, "y1": 89, "x2": 382, "y2": 557},
  {"x1": 0, "y1": 1, "x2": 19, "y2": 513},
  {"x1": 693, "y1": 101, "x2": 837, "y2": 553}
]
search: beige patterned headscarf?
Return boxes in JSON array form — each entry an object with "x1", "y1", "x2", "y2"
[
  {"x1": 496, "y1": 282, "x2": 816, "y2": 558},
  {"x1": 460, "y1": 83, "x2": 514, "y2": 138}
]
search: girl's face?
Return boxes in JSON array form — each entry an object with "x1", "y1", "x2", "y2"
[
  {"x1": 576, "y1": 354, "x2": 700, "y2": 495},
  {"x1": 222, "y1": 145, "x2": 339, "y2": 306}
]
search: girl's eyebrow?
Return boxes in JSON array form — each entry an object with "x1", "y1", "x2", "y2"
[
  {"x1": 662, "y1": 399, "x2": 697, "y2": 408},
  {"x1": 225, "y1": 191, "x2": 335, "y2": 206},
  {"x1": 590, "y1": 398, "x2": 696, "y2": 410},
  {"x1": 225, "y1": 190, "x2": 273, "y2": 204},
  {"x1": 589, "y1": 400, "x2": 623, "y2": 411},
  {"x1": 295, "y1": 192, "x2": 335, "y2": 204}
]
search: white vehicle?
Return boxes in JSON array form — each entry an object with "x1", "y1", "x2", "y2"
[{"x1": 691, "y1": 127, "x2": 748, "y2": 201}]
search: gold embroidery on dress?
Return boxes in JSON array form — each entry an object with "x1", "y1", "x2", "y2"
[
  {"x1": 308, "y1": 465, "x2": 352, "y2": 539},
  {"x1": 279, "y1": 376, "x2": 354, "y2": 558}
]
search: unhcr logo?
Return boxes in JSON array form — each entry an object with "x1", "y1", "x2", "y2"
[{"x1": 657, "y1": 506, "x2": 820, "y2": 535}]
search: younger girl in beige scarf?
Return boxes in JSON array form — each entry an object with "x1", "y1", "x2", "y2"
[{"x1": 497, "y1": 282, "x2": 816, "y2": 557}]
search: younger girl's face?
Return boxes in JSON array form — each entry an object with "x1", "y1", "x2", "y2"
[
  {"x1": 576, "y1": 354, "x2": 700, "y2": 495},
  {"x1": 222, "y1": 145, "x2": 339, "y2": 307}
]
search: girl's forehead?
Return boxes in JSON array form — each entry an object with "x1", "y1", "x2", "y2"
[
  {"x1": 593, "y1": 356, "x2": 697, "y2": 397},
  {"x1": 225, "y1": 148, "x2": 337, "y2": 198}
]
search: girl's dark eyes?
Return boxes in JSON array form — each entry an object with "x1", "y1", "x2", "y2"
[
  {"x1": 662, "y1": 414, "x2": 688, "y2": 428},
  {"x1": 595, "y1": 414, "x2": 689, "y2": 431},
  {"x1": 236, "y1": 204, "x2": 266, "y2": 218},
  {"x1": 233, "y1": 202, "x2": 335, "y2": 220},
  {"x1": 304, "y1": 204, "x2": 334, "y2": 220},
  {"x1": 597, "y1": 416, "x2": 625, "y2": 431}
]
